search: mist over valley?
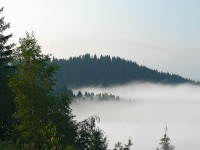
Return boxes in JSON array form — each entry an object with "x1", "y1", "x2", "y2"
[
  {"x1": 1, "y1": 1, "x2": 200, "y2": 149},
  {"x1": 72, "y1": 83, "x2": 200, "y2": 150}
]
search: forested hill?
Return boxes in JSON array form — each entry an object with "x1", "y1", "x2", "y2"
[{"x1": 51, "y1": 54, "x2": 194, "y2": 88}]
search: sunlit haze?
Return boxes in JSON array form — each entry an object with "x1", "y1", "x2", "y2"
[{"x1": 2, "y1": 0, "x2": 200, "y2": 80}]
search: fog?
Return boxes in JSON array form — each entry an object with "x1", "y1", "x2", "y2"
[{"x1": 71, "y1": 83, "x2": 200, "y2": 150}]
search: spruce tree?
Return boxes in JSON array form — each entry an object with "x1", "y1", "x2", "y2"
[
  {"x1": 0, "y1": 7, "x2": 15, "y2": 140},
  {"x1": 157, "y1": 127, "x2": 175, "y2": 150},
  {"x1": 0, "y1": 7, "x2": 14, "y2": 64}
]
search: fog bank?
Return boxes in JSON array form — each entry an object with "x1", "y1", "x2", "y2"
[{"x1": 71, "y1": 83, "x2": 200, "y2": 150}]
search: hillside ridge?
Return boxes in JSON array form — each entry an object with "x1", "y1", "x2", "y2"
[{"x1": 51, "y1": 54, "x2": 194, "y2": 88}]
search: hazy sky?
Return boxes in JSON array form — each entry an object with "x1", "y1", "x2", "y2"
[{"x1": 2, "y1": 0, "x2": 200, "y2": 80}]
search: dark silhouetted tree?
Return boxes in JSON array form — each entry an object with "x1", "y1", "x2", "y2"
[
  {"x1": 157, "y1": 127, "x2": 175, "y2": 150},
  {"x1": 50, "y1": 94, "x2": 77, "y2": 148},
  {"x1": 113, "y1": 138, "x2": 133, "y2": 150},
  {"x1": 77, "y1": 91, "x2": 83, "y2": 99},
  {"x1": 76, "y1": 116, "x2": 108, "y2": 150},
  {"x1": 0, "y1": 7, "x2": 15, "y2": 140}
]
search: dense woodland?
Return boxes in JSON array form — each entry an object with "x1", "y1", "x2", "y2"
[
  {"x1": 52, "y1": 54, "x2": 194, "y2": 88},
  {"x1": 0, "y1": 7, "x2": 176, "y2": 150}
]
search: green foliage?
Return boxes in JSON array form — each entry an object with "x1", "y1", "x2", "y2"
[
  {"x1": 157, "y1": 127, "x2": 175, "y2": 150},
  {"x1": 0, "y1": 140, "x2": 14, "y2": 150},
  {"x1": 5, "y1": 32, "x2": 110, "y2": 150},
  {"x1": 50, "y1": 94, "x2": 77, "y2": 148},
  {"x1": 0, "y1": 7, "x2": 15, "y2": 140},
  {"x1": 39, "y1": 122, "x2": 59, "y2": 150},
  {"x1": 10, "y1": 32, "x2": 60, "y2": 149},
  {"x1": 52, "y1": 54, "x2": 193, "y2": 88},
  {"x1": 76, "y1": 116, "x2": 108, "y2": 150}
]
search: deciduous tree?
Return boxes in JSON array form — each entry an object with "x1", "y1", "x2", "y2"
[
  {"x1": 10, "y1": 32, "x2": 59, "y2": 149},
  {"x1": 76, "y1": 116, "x2": 108, "y2": 150}
]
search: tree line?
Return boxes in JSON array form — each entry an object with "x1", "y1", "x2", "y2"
[
  {"x1": 53, "y1": 86, "x2": 121, "y2": 101},
  {"x1": 52, "y1": 54, "x2": 194, "y2": 89},
  {"x1": 0, "y1": 7, "x2": 175, "y2": 150},
  {"x1": 74, "y1": 91, "x2": 121, "y2": 101}
]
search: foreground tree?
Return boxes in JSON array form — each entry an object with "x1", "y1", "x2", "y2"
[
  {"x1": 8, "y1": 32, "x2": 110, "y2": 150},
  {"x1": 0, "y1": 7, "x2": 14, "y2": 63},
  {"x1": 0, "y1": 7, "x2": 15, "y2": 140},
  {"x1": 113, "y1": 138, "x2": 133, "y2": 150},
  {"x1": 76, "y1": 116, "x2": 108, "y2": 150},
  {"x1": 157, "y1": 127, "x2": 175, "y2": 150},
  {"x1": 50, "y1": 94, "x2": 77, "y2": 148},
  {"x1": 10, "y1": 32, "x2": 60, "y2": 149}
]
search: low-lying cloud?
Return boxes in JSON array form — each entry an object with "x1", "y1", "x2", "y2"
[{"x1": 71, "y1": 82, "x2": 200, "y2": 150}]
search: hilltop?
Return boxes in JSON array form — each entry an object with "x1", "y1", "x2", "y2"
[{"x1": 51, "y1": 54, "x2": 194, "y2": 88}]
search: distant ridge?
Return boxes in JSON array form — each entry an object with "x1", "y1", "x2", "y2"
[{"x1": 51, "y1": 54, "x2": 195, "y2": 88}]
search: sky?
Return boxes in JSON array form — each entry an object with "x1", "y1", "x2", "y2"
[{"x1": 2, "y1": 0, "x2": 200, "y2": 80}]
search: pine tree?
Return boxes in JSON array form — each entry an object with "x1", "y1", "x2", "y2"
[
  {"x1": 0, "y1": 7, "x2": 15, "y2": 140},
  {"x1": 0, "y1": 7, "x2": 15, "y2": 64},
  {"x1": 157, "y1": 127, "x2": 175, "y2": 150}
]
